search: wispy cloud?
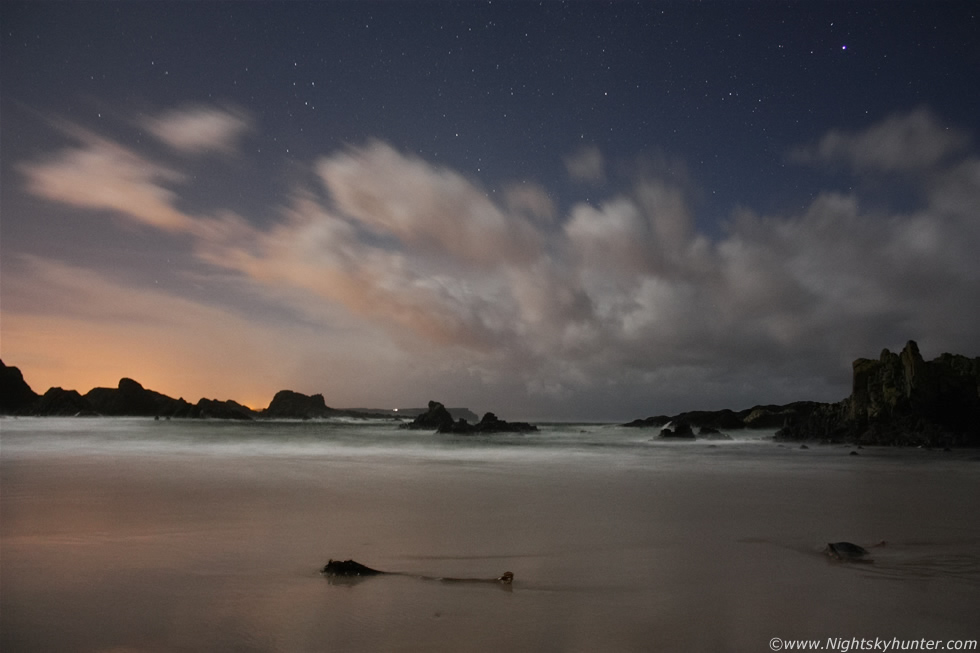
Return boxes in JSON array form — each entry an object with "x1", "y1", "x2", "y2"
[
  {"x1": 791, "y1": 108, "x2": 971, "y2": 172},
  {"x1": 18, "y1": 128, "x2": 196, "y2": 232},
  {"x1": 143, "y1": 104, "x2": 251, "y2": 155}
]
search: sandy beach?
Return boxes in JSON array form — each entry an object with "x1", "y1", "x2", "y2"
[{"x1": 2, "y1": 419, "x2": 978, "y2": 652}]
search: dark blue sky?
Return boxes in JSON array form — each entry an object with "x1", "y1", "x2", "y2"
[{"x1": 2, "y1": 1, "x2": 979, "y2": 419}]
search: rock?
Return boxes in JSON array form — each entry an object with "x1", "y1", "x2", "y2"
[
  {"x1": 84, "y1": 378, "x2": 193, "y2": 417},
  {"x1": 623, "y1": 403, "x2": 818, "y2": 431},
  {"x1": 0, "y1": 360, "x2": 39, "y2": 414},
  {"x1": 320, "y1": 559, "x2": 515, "y2": 585},
  {"x1": 440, "y1": 411, "x2": 538, "y2": 434},
  {"x1": 263, "y1": 390, "x2": 335, "y2": 419},
  {"x1": 400, "y1": 400, "x2": 456, "y2": 430},
  {"x1": 697, "y1": 425, "x2": 732, "y2": 440},
  {"x1": 659, "y1": 421, "x2": 695, "y2": 438},
  {"x1": 777, "y1": 340, "x2": 980, "y2": 447},
  {"x1": 622, "y1": 415, "x2": 671, "y2": 428},
  {"x1": 321, "y1": 559, "x2": 386, "y2": 577},
  {"x1": 825, "y1": 542, "x2": 871, "y2": 561},
  {"x1": 395, "y1": 406, "x2": 480, "y2": 423},
  {"x1": 196, "y1": 398, "x2": 255, "y2": 420},
  {"x1": 33, "y1": 387, "x2": 95, "y2": 416},
  {"x1": 674, "y1": 409, "x2": 745, "y2": 430}
]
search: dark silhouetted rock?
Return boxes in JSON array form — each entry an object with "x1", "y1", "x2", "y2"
[
  {"x1": 393, "y1": 406, "x2": 479, "y2": 423},
  {"x1": 263, "y1": 390, "x2": 335, "y2": 419},
  {"x1": 697, "y1": 425, "x2": 732, "y2": 440},
  {"x1": 626, "y1": 401, "x2": 858, "y2": 434},
  {"x1": 196, "y1": 398, "x2": 255, "y2": 420},
  {"x1": 321, "y1": 559, "x2": 386, "y2": 577},
  {"x1": 777, "y1": 341, "x2": 980, "y2": 447},
  {"x1": 659, "y1": 420, "x2": 695, "y2": 438},
  {"x1": 622, "y1": 415, "x2": 671, "y2": 428},
  {"x1": 742, "y1": 406, "x2": 796, "y2": 429},
  {"x1": 673, "y1": 409, "x2": 746, "y2": 430},
  {"x1": 33, "y1": 387, "x2": 96, "y2": 416},
  {"x1": 826, "y1": 542, "x2": 871, "y2": 561},
  {"x1": 440, "y1": 411, "x2": 537, "y2": 434},
  {"x1": 400, "y1": 400, "x2": 456, "y2": 430},
  {"x1": 0, "y1": 360, "x2": 39, "y2": 414},
  {"x1": 84, "y1": 378, "x2": 193, "y2": 417}
]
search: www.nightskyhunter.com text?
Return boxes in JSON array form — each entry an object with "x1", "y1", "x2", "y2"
[{"x1": 769, "y1": 637, "x2": 977, "y2": 652}]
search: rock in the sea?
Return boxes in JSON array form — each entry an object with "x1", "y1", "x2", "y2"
[
  {"x1": 622, "y1": 415, "x2": 671, "y2": 428},
  {"x1": 400, "y1": 400, "x2": 457, "y2": 430},
  {"x1": 697, "y1": 425, "x2": 732, "y2": 440},
  {"x1": 263, "y1": 390, "x2": 335, "y2": 419},
  {"x1": 659, "y1": 421, "x2": 695, "y2": 438},
  {"x1": 441, "y1": 411, "x2": 538, "y2": 434},
  {"x1": 0, "y1": 360, "x2": 39, "y2": 414}
]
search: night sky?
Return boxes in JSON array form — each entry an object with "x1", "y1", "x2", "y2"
[{"x1": 2, "y1": 1, "x2": 979, "y2": 420}]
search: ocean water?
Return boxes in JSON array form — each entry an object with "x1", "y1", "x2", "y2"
[{"x1": 1, "y1": 417, "x2": 978, "y2": 652}]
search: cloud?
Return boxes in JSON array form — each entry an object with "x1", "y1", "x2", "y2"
[
  {"x1": 143, "y1": 104, "x2": 251, "y2": 154},
  {"x1": 503, "y1": 183, "x2": 556, "y2": 223},
  {"x1": 14, "y1": 109, "x2": 980, "y2": 418},
  {"x1": 564, "y1": 145, "x2": 605, "y2": 183},
  {"x1": 317, "y1": 141, "x2": 542, "y2": 266},
  {"x1": 792, "y1": 108, "x2": 971, "y2": 172},
  {"x1": 19, "y1": 129, "x2": 196, "y2": 232}
]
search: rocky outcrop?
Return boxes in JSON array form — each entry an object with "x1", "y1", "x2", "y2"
[
  {"x1": 441, "y1": 411, "x2": 538, "y2": 434},
  {"x1": 0, "y1": 361, "x2": 389, "y2": 421},
  {"x1": 401, "y1": 401, "x2": 537, "y2": 433},
  {"x1": 196, "y1": 398, "x2": 256, "y2": 420},
  {"x1": 623, "y1": 403, "x2": 818, "y2": 434},
  {"x1": 33, "y1": 387, "x2": 96, "y2": 416},
  {"x1": 659, "y1": 421, "x2": 695, "y2": 438},
  {"x1": 777, "y1": 341, "x2": 980, "y2": 446},
  {"x1": 84, "y1": 378, "x2": 195, "y2": 417},
  {"x1": 394, "y1": 406, "x2": 480, "y2": 423},
  {"x1": 400, "y1": 400, "x2": 456, "y2": 430},
  {"x1": 0, "y1": 360, "x2": 39, "y2": 414},
  {"x1": 262, "y1": 390, "x2": 335, "y2": 419}
]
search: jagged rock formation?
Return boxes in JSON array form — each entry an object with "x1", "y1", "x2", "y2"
[
  {"x1": 401, "y1": 401, "x2": 537, "y2": 434},
  {"x1": 33, "y1": 387, "x2": 96, "y2": 416},
  {"x1": 777, "y1": 341, "x2": 980, "y2": 446},
  {"x1": 0, "y1": 360, "x2": 39, "y2": 413}
]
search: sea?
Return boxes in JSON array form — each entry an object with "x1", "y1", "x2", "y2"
[{"x1": 1, "y1": 417, "x2": 978, "y2": 652}]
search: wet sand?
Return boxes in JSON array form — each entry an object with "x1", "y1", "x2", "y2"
[{"x1": 2, "y1": 424, "x2": 978, "y2": 652}]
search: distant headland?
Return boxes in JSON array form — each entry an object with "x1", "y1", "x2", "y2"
[
  {"x1": 0, "y1": 362, "x2": 474, "y2": 423},
  {"x1": 2, "y1": 340, "x2": 978, "y2": 446}
]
